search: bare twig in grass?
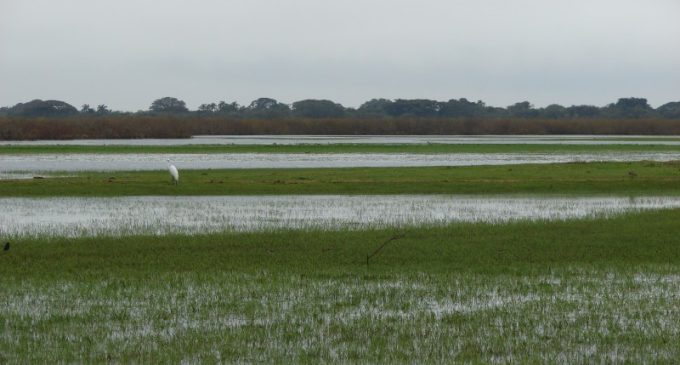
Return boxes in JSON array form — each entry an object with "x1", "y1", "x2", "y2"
[{"x1": 367, "y1": 232, "x2": 406, "y2": 268}]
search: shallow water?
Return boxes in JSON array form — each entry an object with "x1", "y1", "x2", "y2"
[
  {"x1": 2, "y1": 135, "x2": 680, "y2": 146},
  {"x1": 2, "y1": 152, "x2": 680, "y2": 172},
  {"x1": 0, "y1": 172, "x2": 39, "y2": 180},
  {"x1": 2, "y1": 195, "x2": 678, "y2": 237}
]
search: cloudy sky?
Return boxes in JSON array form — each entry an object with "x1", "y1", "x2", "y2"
[{"x1": 1, "y1": 0, "x2": 679, "y2": 111}]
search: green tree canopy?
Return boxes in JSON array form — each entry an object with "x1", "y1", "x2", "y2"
[
  {"x1": 607, "y1": 98, "x2": 653, "y2": 118},
  {"x1": 9, "y1": 99, "x2": 79, "y2": 117},
  {"x1": 150, "y1": 97, "x2": 188, "y2": 113},
  {"x1": 507, "y1": 101, "x2": 538, "y2": 118},
  {"x1": 245, "y1": 98, "x2": 290, "y2": 118},
  {"x1": 357, "y1": 99, "x2": 393, "y2": 117},
  {"x1": 541, "y1": 104, "x2": 567, "y2": 119},
  {"x1": 439, "y1": 98, "x2": 486, "y2": 117},
  {"x1": 567, "y1": 105, "x2": 601, "y2": 118},
  {"x1": 657, "y1": 102, "x2": 680, "y2": 119},
  {"x1": 292, "y1": 99, "x2": 345, "y2": 118},
  {"x1": 385, "y1": 99, "x2": 440, "y2": 117}
]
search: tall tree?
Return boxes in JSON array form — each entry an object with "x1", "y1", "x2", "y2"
[
  {"x1": 357, "y1": 98, "x2": 393, "y2": 117},
  {"x1": 245, "y1": 98, "x2": 290, "y2": 118},
  {"x1": 8, "y1": 99, "x2": 79, "y2": 117},
  {"x1": 507, "y1": 101, "x2": 538, "y2": 118},
  {"x1": 385, "y1": 99, "x2": 440, "y2": 117},
  {"x1": 657, "y1": 102, "x2": 680, "y2": 119},
  {"x1": 96, "y1": 105, "x2": 111, "y2": 115},
  {"x1": 81, "y1": 104, "x2": 95, "y2": 114},
  {"x1": 217, "y1": 101, "x2": 241, "y2": 114},
  {"x1": 150, "y1": 97, "x2": 188, "y2": 113},
  {"x1": 292, "y1": 99, "x2": 345, "y2": 118},
  {"x1": 197, "y1": 103, "x2": 218, "y2": 113},
  {"x1": 566, "y1": 105, "x2": 601, "y2": 118},
  {"x1": 607, "y1": 97, "x2": 653, "y2": 118},
  {"x1": 439, "y1": 98, "x2": 486, "y2": 117},
  {"x1": 540, "y1": 104, "x2": 567, "y2": 119}
]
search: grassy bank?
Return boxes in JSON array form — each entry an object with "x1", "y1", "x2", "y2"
[
  {"x1": 2, "y1": 210, "x2": 680, "y2": 362},
  {"x1": 3, "y1": 161, "x2": 680, "y2": 197},
  {"x1": 4, "y1": 142, "x2": 680, "y2": 154}
]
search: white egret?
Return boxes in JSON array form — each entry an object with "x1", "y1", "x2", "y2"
[{"x1": 167, "y1": 160, "x2": 179, "y2": 185}]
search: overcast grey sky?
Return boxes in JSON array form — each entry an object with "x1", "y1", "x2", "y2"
[{"x1": 1, "y1": 0, "x2": 679, "y2": 111}]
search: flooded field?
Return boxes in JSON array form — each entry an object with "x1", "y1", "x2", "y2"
[
  {"x1": 2, "y1": 195, "x2": 680, "y2": 237},
  {"x1": 4, "y1": 268, "x2": 680, "y2": 363},
  {"x1": 3, "y1": 151, "x2": 680, "y2": 173},
  {"x1": 2, "y1": 135, "x2": 680, "y2": 146}
]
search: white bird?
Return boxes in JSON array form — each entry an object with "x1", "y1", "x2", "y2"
[{"x1": 167, "y1": 160, "x2": 179, "y2": 185}]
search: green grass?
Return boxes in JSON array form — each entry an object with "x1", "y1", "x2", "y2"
[
  {"x1": 3, "y1": 161, "x2": 680, "y2": 196},
  {"x1": 3, "y1": 210, "x2": 680, "y2": 362},
  {"x1": 4, "y1": 143, "x2": 680, "y2": 362},
  {"x1": 3, "y1": 142, "x2": 680, "y2": 154}
]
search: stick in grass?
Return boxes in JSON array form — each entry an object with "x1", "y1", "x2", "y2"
[{"x1": 367, "y1": 232, "x2": 406, "y2": 268}]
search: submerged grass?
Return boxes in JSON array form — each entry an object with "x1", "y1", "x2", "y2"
[
  {"x1": 4, "y1": 142, "x2": 680, "y2": 154},
  {"x1": 3, "y1": 195, "x2": 680, "y2": 238},
  {"x1": 2, "y1": 209, "x2": 680, "y2": 362},
  {"x1": 3, "y1": 161, "x2": 680, "y2": 196}
]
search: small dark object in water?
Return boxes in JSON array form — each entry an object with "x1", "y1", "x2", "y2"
[
  {"x1": 33, "y1": 176, "x2": 44, "y2": 179},
  {"x1": 3, "y1": 242, "x2": 9, "y2": 251}
]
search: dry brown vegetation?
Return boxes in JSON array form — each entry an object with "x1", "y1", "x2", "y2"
[{"x1": 2, "y1": 116, "x2": 680, "y2": 140}]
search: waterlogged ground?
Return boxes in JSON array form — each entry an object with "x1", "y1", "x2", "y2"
[
  {"x1": 3, "y1": 195, "x2": 680, "y2": 237},
  {"x1": 0, "y1": 172, "x2": 40, "y2": 180},
  {"x1": 4, "y1": 151, "x2": 680, "y2": 173},
  {"x1": 3, "y1": 137, "x2": 680, "y2": 362},
  {"x1": 2, "y1": 268, "x2": 680, "y2": 362},
  {"x1": 4, "y1": 209, "x2": 680, "y2": 362},
  {"x1": 4, "y1": 134, "x2": 680, "y2": 146}
]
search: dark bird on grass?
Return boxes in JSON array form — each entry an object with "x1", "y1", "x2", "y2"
[{"x1": 3, "y1": 242, "x2": 9, "y2": 251}]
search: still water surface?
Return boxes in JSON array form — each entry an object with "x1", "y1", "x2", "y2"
[
  {"x1": 3, "y1": 135, "x2": 680, "y2": 146},
  {"x1": 2, "y1": 152, "x2": 680, "y2": 174},
  {"x1": 2, "y1": 195, "x2": 677, "y2": 237}
]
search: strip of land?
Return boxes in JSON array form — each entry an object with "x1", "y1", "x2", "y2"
[
  {"x1": 3, "y1": 161, "x2": 680, "y2": 196},
  {"x1": 4, "y1": 143, "x2": 680, "y2": 154},
  {"x1": 4, "y1": 209, "x2": 679, "y2": 274}
]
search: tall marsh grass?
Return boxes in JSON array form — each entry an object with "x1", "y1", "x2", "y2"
[{"x1": 3, "y1": 115, "x2": 680, "y2": 140}]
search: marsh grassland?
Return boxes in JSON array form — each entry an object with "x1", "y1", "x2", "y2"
[
  {"x1": 3, "y1": 211, "x2": 680, "y2": 363},
  {"x1": 4, "y1": 161, "x2": 680, "y2": 196},
  {"x1": 2, "y1": 141, "x2": 680, "y2": 362}
]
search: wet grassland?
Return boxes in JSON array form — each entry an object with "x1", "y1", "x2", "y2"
[
  {"x1": 2, "y1": 144, "x2": 680, "y2": 362},
  {"x1": 3, "y1": 161, "x2": 680, "y2": 197},
  {"x1": 3, "y1": 211, "x2": 680, "y2": 362}
]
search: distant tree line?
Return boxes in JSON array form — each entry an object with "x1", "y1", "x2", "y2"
[
  {"x1": 1, "y1": 96, "x2": 680, "y2": 119},
  {"x1": 2, "y1": 96, "x2": 680, "y2": 139}
]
